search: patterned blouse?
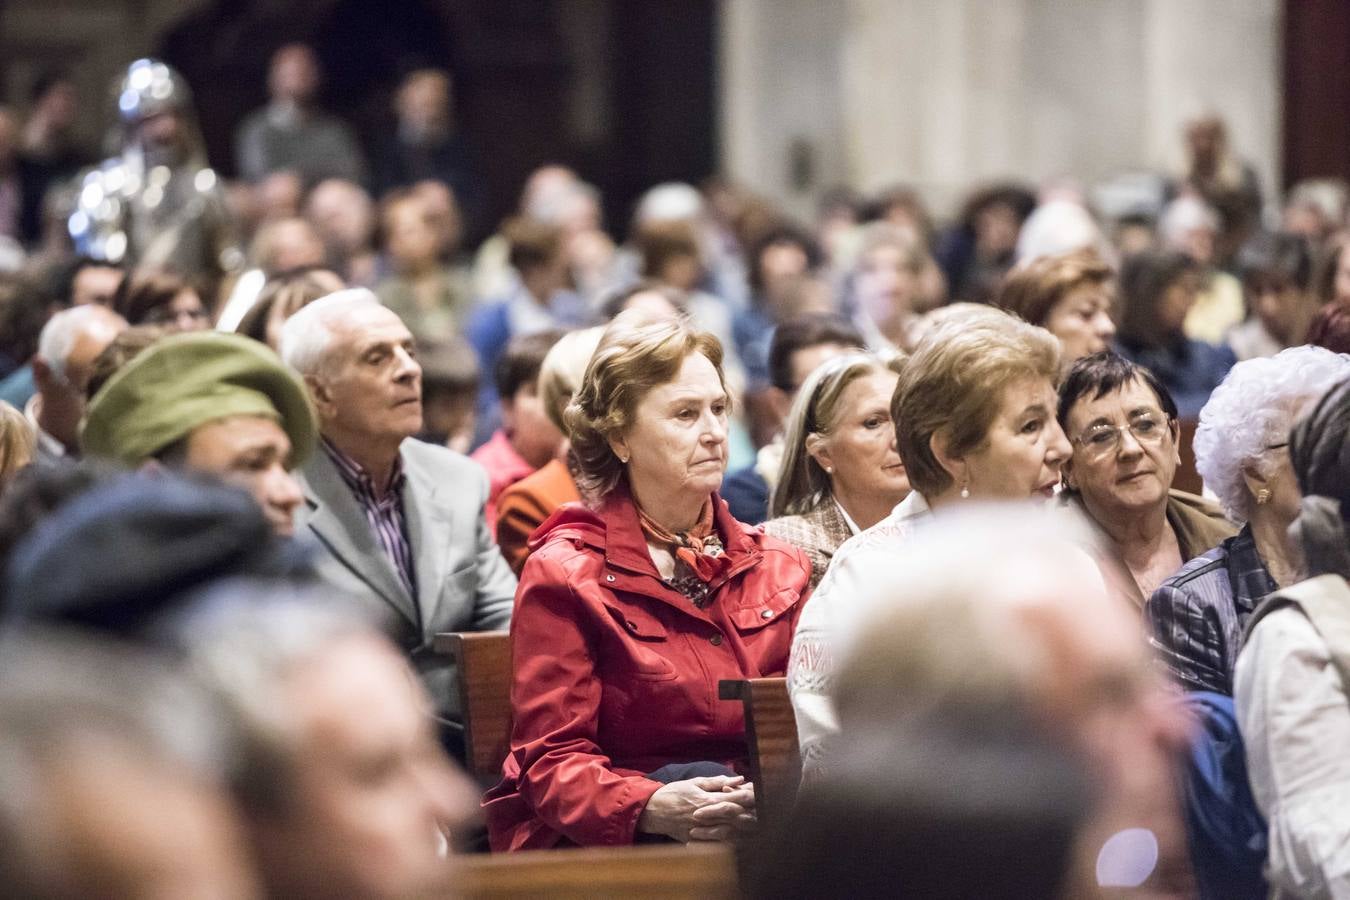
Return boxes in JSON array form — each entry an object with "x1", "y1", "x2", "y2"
[
  {"x1": 787, "y1": 491, "x2": 931, "y2": 776},
  {"x1": 1145, "y1": 525, "x2": 1277, "y2": 696}
]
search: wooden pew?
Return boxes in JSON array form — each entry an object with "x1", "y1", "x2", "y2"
[
  {"x1": 1174, "y1": 417, "x2": 1203, "y2": 495},
  {"x1": 718, "y1": 677, "x2": 800, "y2": 821},
  {"x1": 452, "y1": 843, "x2": 739, "y2": 899},
  {"x1": 433, "y1": 631, "x2": 513, "y2": 783}
]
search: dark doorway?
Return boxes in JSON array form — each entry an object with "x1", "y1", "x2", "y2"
[
  {"x1": 1283, "y1": 0, "x2": 1350, "y2": 190},
  {"x1": 154, "y1": 0, "x2": 717, "y2": 241}
]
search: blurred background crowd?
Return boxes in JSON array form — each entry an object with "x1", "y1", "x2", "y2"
[{"x1": 4, "y1": 2, "x2": 1350, "y2": 898}]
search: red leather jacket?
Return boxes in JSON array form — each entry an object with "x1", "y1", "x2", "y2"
[{"x1": 482, "y1": 486, "x2": 811, "y2": 850}]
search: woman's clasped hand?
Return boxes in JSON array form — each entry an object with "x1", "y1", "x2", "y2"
[{"x1": 637, "y1": 775, "x2": 757, "y2": 843}]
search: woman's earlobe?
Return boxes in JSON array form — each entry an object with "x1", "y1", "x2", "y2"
[
  {"x1": 805, "y1": 433, "x2": 832, "y2": 474},
  {"x1": 928, "y1": 428, "x2": 962, "y2": 482}
]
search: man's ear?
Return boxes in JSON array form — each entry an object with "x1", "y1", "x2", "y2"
[
  {"x1": 31, "y1": 356, "x2": 53, "y2": 390},
  {"x1": 305, "y1": 374, "x2": 335, "y2": 418},
  {"x1": 928, "y1": 426, "x2": 965, "y2": 488}
]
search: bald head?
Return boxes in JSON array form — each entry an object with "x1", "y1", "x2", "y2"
[
  {"x1": 33, "y1": 305, "x2": 126, "y2": 450},
  {"x1": 38, "y1": 305, "x2": 127, "y2": 383}
]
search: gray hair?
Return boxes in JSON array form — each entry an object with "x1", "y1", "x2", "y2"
[
  {"x1": 772, "y1": 352, "x2": 897, "y2": 518},
  {"x1": 165, "y1": 581, "x2": 381, "y2": 816},
  {"x1": 36, "y1": 305, "x2": 125, "y2": 381},
  {"x1": 1195, "y1": 346, "x2": 1350, "y2": 523},
  {"x1": 834, "y1": 503, "x2": 1108, "y2": 726},
  {"x1": 0, "y1": 629, "x2": 227, "y2": 892},
  {"x1": 1159, "y1": 195, "x2": 1219, "y2": 248},
  {"x1": 278, "y1": 287, "x2": 381, "y2": 378}
]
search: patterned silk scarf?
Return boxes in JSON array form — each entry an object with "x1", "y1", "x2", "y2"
[{"x1": 636, "y1": 499, "x2": 730, "y2": 588}]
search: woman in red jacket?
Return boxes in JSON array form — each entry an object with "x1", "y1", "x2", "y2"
[{"x1": 483, "y1": 310, "x2": 812, "y2": 850}]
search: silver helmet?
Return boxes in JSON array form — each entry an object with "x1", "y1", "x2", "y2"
[{"x1": 115, "y1": 58, "x2": 192, "y2": 125}]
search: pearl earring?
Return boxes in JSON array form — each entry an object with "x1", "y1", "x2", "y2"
[
  {"x1": 960, "y1": 479, "x2": 970, "y2": 499},
  {"x1": 823, "y1": 465, "x2": 833, "y2": 474}
]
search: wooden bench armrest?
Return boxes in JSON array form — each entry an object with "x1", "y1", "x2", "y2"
[{"x1": 434, "y1": 631, "x2": 512, "y2": 782}]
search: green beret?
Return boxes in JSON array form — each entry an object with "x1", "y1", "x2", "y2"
[{"x1": 82, "y1": 332, "x2": 317, "y2": 468}]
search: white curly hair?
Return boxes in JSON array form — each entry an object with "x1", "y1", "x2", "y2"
[{"x1": 1195, "y1": 345, "x2": 1350, "y2": 523}]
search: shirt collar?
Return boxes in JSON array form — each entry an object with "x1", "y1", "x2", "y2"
[
  {"x1": 321, "y1": 437, "x2": 405, "y2": 500},
  {"x1": 833, "y1": 498, "x2": 861, "y2": 536}
]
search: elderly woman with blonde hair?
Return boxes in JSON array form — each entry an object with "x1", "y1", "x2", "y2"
[
  {"x1": 484, "y1": 310, "x2": 812, "y2": 850},
  {"x1": 494, "y1": 325, "x2": 605, "y2": 575},
  {"x1": 789, "y1": 306, "x2": 1072, "y2": 775},
  {"x1": 763, "y1": 352, "x2": 908, "y2": 589},
  {"x1": 1147, "y1": 346, "x2": 1350, "y2": 695}
]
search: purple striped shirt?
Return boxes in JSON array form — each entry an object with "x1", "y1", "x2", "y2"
[{"x1": 321, "y1": 438, "x2": 418, "y2": 603}]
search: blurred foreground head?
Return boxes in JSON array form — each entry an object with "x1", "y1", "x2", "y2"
[
  {"x1": 786, "y1": 505, "x2": 1190, "y2": 897},
  {"x1": 2, "y1": 470, "x2": 310, "y2": 633},
  {"x1": 0, "y1": 630, "x2": 257, "y2": 899},
  {"x1": 168, "y1": 584, "x2": 476, "y2": 900}
]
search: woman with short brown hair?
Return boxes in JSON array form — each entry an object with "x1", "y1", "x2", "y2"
[
  {"x1": 484, "y1": 310, "x2": 811, "y2": 850},
  {"x1": 995, "y1": 248, "x2": 1116, "y2": 371}
]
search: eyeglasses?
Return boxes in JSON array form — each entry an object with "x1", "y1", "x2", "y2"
[
  {"x1": 146, "y1": 307, "x2": 209, "y2": 326},
  {"x1": 1073, "y1": 414, "x2": 1172, "y2": 459}
]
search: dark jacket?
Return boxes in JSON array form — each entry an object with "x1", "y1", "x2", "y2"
[
  {"x1": 1147, "y1": 526, "x2": 1277, "y2": 695},
  {"x1": 483, "y1": 485, "x2": 811, "y2": 850}
]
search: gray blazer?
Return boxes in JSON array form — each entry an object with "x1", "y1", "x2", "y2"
[{"x1": 295, "y1": 438, "x2": 517, "y2": 722}]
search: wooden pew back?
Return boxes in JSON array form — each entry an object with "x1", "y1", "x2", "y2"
[
  {"x1": 452, "y1": 843, "x2": 738, "y2": 899},
  {"x1": 434, "y1": 631, "x2": 512, "y2": 783},
  {"x1": 718, "y1": 676, "x2": 800, "y2": 820}
]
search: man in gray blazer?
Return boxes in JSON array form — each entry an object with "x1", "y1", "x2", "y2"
[{"x1": 280, "y1": 289, "x2": 516, "y2": 755}]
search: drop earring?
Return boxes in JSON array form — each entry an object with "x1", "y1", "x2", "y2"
[{"x1": 960, "y1": 478, "x2": 970, "y2": 499}]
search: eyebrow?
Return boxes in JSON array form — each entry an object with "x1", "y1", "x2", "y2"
[
  {"x1": 1083, "y1": 407, "x2": 1163, "y2": 429},
  {"x1": 1019, "y1": 404, "x2": 1051, "y2": 418},
  {"x1": 664, "y1": 391, "x2": 727, "y2": 406}
]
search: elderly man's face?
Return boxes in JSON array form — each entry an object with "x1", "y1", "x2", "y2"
[
  {"x1": 1014, "y1": 556, "x2": 1193, "y2": 895},
  {"x1": 36, "y1": 307, "x2": 126, "y2": 449},
  {"x1": 183, "y1": 415, "x2": 302, "y2": 536},
  {"x1": 40, "y1": 742, "x2": 258, "y2": 899},
  {"x1": 254, "y1": 634, "x2": 476, "y2": 899},
  {"x1": 312, "y1": 304, "x2": 423, "y2": 447}
]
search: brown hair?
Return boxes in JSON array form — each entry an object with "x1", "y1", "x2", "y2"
[
  {"x1": 85, "y1": 325, "x2": 169, "y2": 402},
  {"x1": 1313, "y1": 232, "x2": 1350, "y2": 306},
  {"x1": 995, "y1": 249, "x2": 1112, "y2": 327},
  {"x1": 893, "y1": 308, "x2": 1060, "y2": 498},
  {"x1": 636, "y1": 220, "x2": 701, "y2": 280},
  {"x1": 1309, "y1": 302, "x2": 1350, "y2": 354},
  {"x1": 112, "y1": 270, "x2": 199, "y2": 327},
  {"x1": 504, "y1": 217, "x2": 564, "y2": 273},
  {"x1": 237, "y1": 269, "x2": 343, "y2": 348},
  {"x1": 566, "y1": 311, "x2": 728, "y2": 501}
]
